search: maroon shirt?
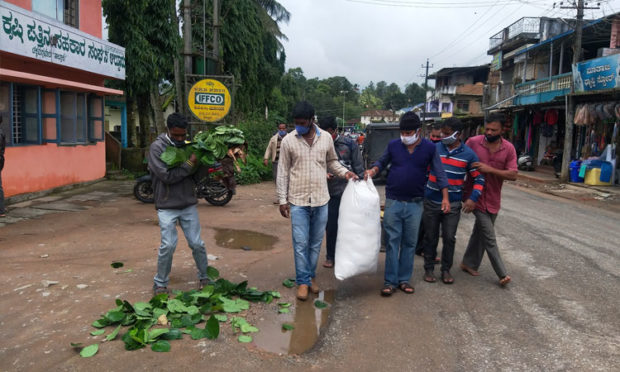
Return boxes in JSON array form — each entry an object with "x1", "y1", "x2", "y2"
[{"x1": 463, "y1": 135, "x2": 517, "y2": 214}]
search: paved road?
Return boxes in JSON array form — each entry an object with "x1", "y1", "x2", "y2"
[{"x1": 0, "y1": 181, "x2": 618, "y2": 371}]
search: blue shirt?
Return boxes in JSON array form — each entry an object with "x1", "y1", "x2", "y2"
[
  {"x1": 373, "y1": 138, "x2": 449, "y2": 201},
  {"x1": 425, "y1": 142, "x2": 485, "y2": 204}
]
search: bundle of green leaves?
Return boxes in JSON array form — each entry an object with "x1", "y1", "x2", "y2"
[{"x1": 160, "y1": 126, "x2": 246, "y2": 168}]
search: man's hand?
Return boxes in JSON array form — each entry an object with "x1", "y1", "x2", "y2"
[
  {"x1": 472, "y1": 161, "x2": 493, "y2": 174},
  {"x1": 263, "y1": 159, "x2": 268, "y2": 166},
  {"x1": 327, "y1": 173, "x2": 334, "y2": 180},
  {"x1": 441, "y1": 198, "x2": 451, "y2": 214},
  {"x1": 345, "y1": 171, "x2": 359, "y2": 181},
  {"x1": 462, "y1": 199, "x2": 476, "y2": 213},
  {"x1": 364, "y1": 167, "x2": 378, "y2": 181},
  {"x1": 189, "y1": 153, "x2": 197, "y2": 164},
  {"x1": 279, "y1": 204, "x2": 290, "y2": 218}
]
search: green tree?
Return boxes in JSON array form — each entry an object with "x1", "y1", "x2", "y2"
[{"x1": 103, "y1": 0, "x2": 180, "y2": 147}]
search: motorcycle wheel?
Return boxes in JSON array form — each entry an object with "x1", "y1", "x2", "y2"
[
  {"x1": 204, "y1": 181, "x2": 233, "y2": 206},
  {"x1": 134, "y1": 181, "x2": 154, "y2": 203}
]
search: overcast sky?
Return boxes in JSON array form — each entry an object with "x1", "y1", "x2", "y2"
[{"x1": 278, "y1": 0, "x2": 620, "y2": 89}]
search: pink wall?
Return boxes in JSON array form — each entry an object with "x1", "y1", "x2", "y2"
[
  {"x1": 80, "y1": 0, "x2": 102, "y2": 38},
  {"x1": 4, "y1": 0, "x2": 31, "y2": 10},
  {"x1": 3, "y1": 142, "x2": 106, "y2": 197}
]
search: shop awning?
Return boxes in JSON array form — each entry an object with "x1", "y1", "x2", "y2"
[{"x1": 0, "y1": 68, "x2": 124, "y2": 96}]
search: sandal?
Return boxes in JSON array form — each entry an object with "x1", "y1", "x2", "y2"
[
  {"x1": 441, "y1": 271, "x2": 454, "y2": 284},
  {"x1": 322, "y1": 260, "x2": 334, "y2": 268},
  {"x1": 460, "y1": 262, "x2": 480, "y2": 276},
  {"x1": 423, "y1": 269, "x2": 437, "y2": 283},
  {"x1": 499, "y1": 275, "x2": 511, "y2": 286},
  {"x1": 398, "y1": 282, "x2": 415, "y2": 294},
  {"x1": 380, "y1": 285, "x2": 395, "y2": 297}
]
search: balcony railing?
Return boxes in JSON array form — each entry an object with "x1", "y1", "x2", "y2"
[
  {"x1": 515, "y1": 73, "x2": 572, "y2": 95},
  {"x1": 488, "y1": 17, "x2": 541, "y2": 50}
]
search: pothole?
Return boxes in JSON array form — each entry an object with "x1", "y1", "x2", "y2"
[
  {"x1": 253, "y1": 290, "x2": 335, "y2": 354},
  {"x1": 213, "y1": 228, "x2": 277, "y2": 251}
]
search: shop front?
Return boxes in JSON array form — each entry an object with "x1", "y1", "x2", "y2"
[{"x1": 0, "y1": 0, "x2": 125, "y2": 198}]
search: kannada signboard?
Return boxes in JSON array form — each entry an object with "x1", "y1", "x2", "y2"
[
  {"x1": 187, "y1": 79, "x2": 232, "y2": 122},
  {"x1": 0, "y1": 1, "x2": 125, "y2": 79},
  {"x1": 572, "y1": 54, "x2": 620, "y2": 92}
]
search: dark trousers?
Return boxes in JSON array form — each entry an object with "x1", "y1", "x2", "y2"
[
  {"x1": 422, "y1": 199, "x2": 462, "y2": 272},
  {"x1": 415, "y1": 218, "x2": 425, "y2": 255},
  {"x1": 272, "y1": 161, "x2": 278, "y2": 182},
  {"x1": 462, "y1": 209, "x2": 507, "y2": 278},
  {"x1": 325, "y1": 195, "x2": 341, "y2": 261}
]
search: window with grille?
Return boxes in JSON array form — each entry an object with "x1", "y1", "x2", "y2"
[
  {"x1": 11, "y1": 85, "x2": 40, "y2": 145},
  {"x1": 32, "y1": 0, "x2": 79, "y2": 28},
  {"x1": 456, "y1": 100, "x2": 470, "y2": 113},
  {"x1": 60, "y1": 91, "x2": 88, "y2": 144}
]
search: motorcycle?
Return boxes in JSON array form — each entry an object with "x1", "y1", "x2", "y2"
[
  {"x1": 517, "y1": 153, "x2": 535, "y2": 171},
  {"x1": 133, "y1": 163, "x2": 234, "y2": 206}
]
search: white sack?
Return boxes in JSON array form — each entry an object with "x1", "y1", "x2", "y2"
[{"x1": 334, "y1": 178, "x2": 382, "y2": 280}]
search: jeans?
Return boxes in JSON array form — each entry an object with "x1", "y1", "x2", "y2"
[
  {"x1": 422, "y1": 200, "x2": 462, "y2": 272},
  {"x1": 290, "y1": 203, "x2": 328, "y2": 286},
  {"x1": 383, "y1": 198, "x2": 423, "y2": 287},
  {"x1": 154, "y1": 204, "x2": 208, "y2": 288},
  {"x1": 325, "y1": 195, "x2": 342, "y2": 262},
  {"x1": 462, "y1": 209, "x2": 507, "y2": 278}
]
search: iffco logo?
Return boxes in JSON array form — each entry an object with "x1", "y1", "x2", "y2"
[{"x1": 195, "y1": 93, "x2": 225, "y2": 106}]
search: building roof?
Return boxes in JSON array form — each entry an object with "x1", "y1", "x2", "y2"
[
  {"x1": 361, "y1": 110, "x2": 397, "y2": 117},
  {"x1": 429, "y1": 65, "x2": 490, "y2": 79}
]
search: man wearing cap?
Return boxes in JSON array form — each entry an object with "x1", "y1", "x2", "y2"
[{"x1": 365, "y1": 111, "x2": 450, "y2": 296}]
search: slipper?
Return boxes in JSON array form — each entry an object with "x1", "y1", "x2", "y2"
[
  {"x1": 398, "y1": 282, "x2": 415, "y2": 294},
  {"x1": 381, "y1": 285, "x2": 395, "y2": 297},
  {"x1": 499, "y1": 275, "x2": 511, "y2": 286},
  {"x1": 441, "y1": 271, "x2": 454, "y2": 284},
  {"x1": 423, "y1": 270, "x2": 437, "y2": 283},
  {"x1": 460, "y1": 262, "x2": 480, "y2": 276},
  {"x1": 322, "y1": 260, "x2": 334, "y2": 268}
]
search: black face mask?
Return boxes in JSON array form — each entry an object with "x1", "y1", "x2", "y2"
[
  {"x1": 430, "y1": 138, "x2": 441, "y2": 143},
  {"x1": 167, "y1": 134, "x2": 187, "y2": 147},
  {"x1": 485, "y1": 134, "x2": 501, "y2": 143}
]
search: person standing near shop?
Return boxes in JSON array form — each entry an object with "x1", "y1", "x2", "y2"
[
  {"x1": 277, "y1": 102, "x2": 358, "y2": 301},
  {"x1": 422, "y1": 118, "x2": 485, "y2": 285},
  {"x1": 264, "y1": 123, "x2": 288, "y2": 203},
  {"x1": 365, "y1": 111, "x2": 450, "y2": 296},
  {"x1": 318, "y1": 116, "x2": 365, "y2": 269},
  {"x1": 148, "y1": 113, "x2": 209, "y2": 295},
  {"x1": 460, "y1": 112, "x2": 517, "y2": 287}
]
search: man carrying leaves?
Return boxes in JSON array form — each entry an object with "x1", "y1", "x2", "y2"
[{"x1": 148, "y1": 113, "x2": 209, "y2": 295}]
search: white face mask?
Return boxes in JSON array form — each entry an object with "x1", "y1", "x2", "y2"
[{"x1": 401, "y1": 132, "x2": 419, "y2": 145}]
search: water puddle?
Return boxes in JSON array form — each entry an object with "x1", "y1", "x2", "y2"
[
  {"x1": 253, "y1": 290, "x2": 335, "y2": 355},
  {"x1": 213, "y1": 228, "x2": 277, "y2": 251}
]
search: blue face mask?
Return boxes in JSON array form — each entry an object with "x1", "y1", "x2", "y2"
[
  {"x1": 296, "y1": 125, "x2": 311, "y2": 135},
  {"x1": 278, "y1": 130, "x2": 287, "y2": 136}
]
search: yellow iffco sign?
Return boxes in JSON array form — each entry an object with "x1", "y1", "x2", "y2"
[{"x1": 187, "y1": 79, "x2": 231, "y2": 122}]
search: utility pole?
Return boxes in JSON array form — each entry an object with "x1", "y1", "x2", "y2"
[
  {"x1": 419, "y1": 58, "x2": 433, "y2": 125},
  {"x1": 340, "y1": 90, "x2": 347, "y2": 133},
  {"x1": 559, "y1": 0, "x2": 599, "y2": 182},
  {"x1": 213, "y1": 0, "x2": 221, "y2": 74},
  {"x1": 183, "y1": 0, "x2": 192, "y2": 117}
]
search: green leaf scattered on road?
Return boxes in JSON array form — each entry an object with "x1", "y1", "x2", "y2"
[
  {"x1": 282, "y1": 323, "x2": 294, "y2": 331},
  {"x1": 282, "y1": 279, "x2": 295, "y2": 288},
  {"x1": 106, "y1": 325, "x2": 121, "y2": 341},
  {"x1": 90, "y1": 329, "x2": 105, "y2": 336},
  {"x1": 79, "y1": 344, "x2": 99, "y2": 358},
  {"x1": 238, "y1": 335, "x2": 252, "y2": 343},
  {"x1": 314, "y1": 300, "x2": 328, "y2": 309},
  {"x1": 214, "y1": 314, "x2": 227, "y2": 322},
  {"x1": 151, "y1": 340, "x2": 171, "y2": 352},
  {"x1": 278, "y1": 308, "x2": 290, "y2": 314},
  {"x1": 206, "y1": 266, "x2": 220, "y2": 281}
]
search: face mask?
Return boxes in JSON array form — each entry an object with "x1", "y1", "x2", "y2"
[
  {"x1": 278, "y1": 130, "x2": 287, "y2": 137},
  {"x1": 401, "y1": 132, "x2": 419, "y2": 146},
  {"x1": 331, "y1": 132, "x2": 338, "y2": 141},
  {"x1": 485, "y1": 134, "x2": 501, "y2": 143},
  {"x1": 430, "y1": 137, "x2": 441, "y2": 143},
  {"x1": 166, "y1": 133, "x2": 187, "y2": 148},
  {"x1": 441, "y1": 131, "x2": 459, "y2": 146},
  {"x1": 296, "y1": 125, "x2": 310, "y2": 135}
]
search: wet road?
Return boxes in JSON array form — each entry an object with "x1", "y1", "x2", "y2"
[{"x1": 0, "y1": 181, "x2": 618, "y2": 371}]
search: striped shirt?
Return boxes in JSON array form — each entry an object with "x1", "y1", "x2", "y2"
[
  {"x1": 425, "y1": 142, "x2": 485, "y2": 204},
  {"x1": 276, "y1": 125, "x2": 349, "y2": 206}
]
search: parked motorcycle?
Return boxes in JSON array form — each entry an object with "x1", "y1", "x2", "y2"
[
  {"x1": 133, "y1": 163, "x2": 234, "y2": 206},
  {"x1": 517, "y1": 154, "x2": 535, "y2": 171}
]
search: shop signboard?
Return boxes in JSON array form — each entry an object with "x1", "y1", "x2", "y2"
[
  {"x1": 572, "y1": 54, "x2": 620, "y2": 92},
  {"x1": 187, "y1": 79, "x2": 232, "y2": 122},
  {"x1": 491, "y1": 51, "x2": 502, "y2": 71},
  {"x1": 0, "y1": 1, "x2": 125, "y2": 79}
]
